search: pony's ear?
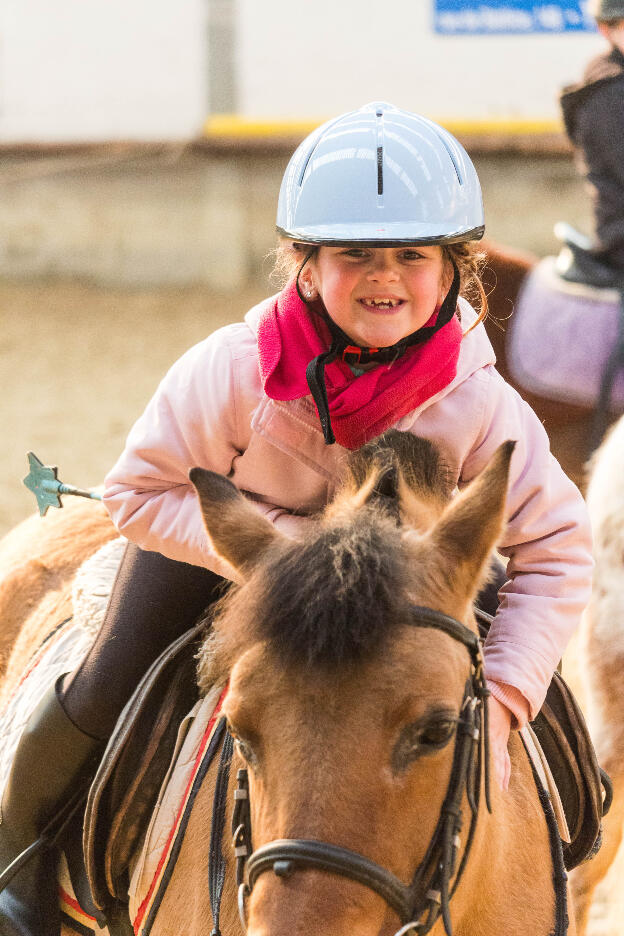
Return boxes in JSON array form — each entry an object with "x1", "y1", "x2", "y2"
[
  {"x1": 428, "y1": 441, "x2": 515, "y2": 602},
  {"x1": 359, "y1": 463, "x2": 402, "y2": 524},
  {"x1": 342, "y1": 431, "x2": 452, "y2": 531},
  {"x1": 190, "y1": 468, "x2": 284, "y2": 577},
  {"x1": 325, "y1": 459, "x2": 402, "y2": 525}
]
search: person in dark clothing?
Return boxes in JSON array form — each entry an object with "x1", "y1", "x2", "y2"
[{"x1": 560, "y1": 0, "x2": 624, "y2": 273}]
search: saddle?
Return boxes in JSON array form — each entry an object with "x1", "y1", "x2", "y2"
[
  {"x1": 554, "y1": 222, "x2": 624, "y2": 291},
  {"x1": 507, "y1": 223, "x2": 624, "y2": 451},
  {"x1": 533, "y1": 669, "x2": 611, "y2": 869},
  {"x1": 476, "y1": 609, "x2": 611, "y2": 871},
  {"x1": 79, "y1": 621, "x2": 207, "y2": 923}
]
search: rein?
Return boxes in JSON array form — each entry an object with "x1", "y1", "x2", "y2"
[{"x1": 229, "y1": 605, "x2": 491, "y2": 936}]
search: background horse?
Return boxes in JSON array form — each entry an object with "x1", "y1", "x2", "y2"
[
  {"x1": 0, "y1": 432, "x2": 573, "y2": 935},
  {"x1": 483, "y1": 244, "x2": 624, "y2": 934},
  {"x1": 482, "y1": 241, "x2": 620, "y2": 490},
  {"x1": 567, "y1": 415, "x2": 624, "y2": 934}
]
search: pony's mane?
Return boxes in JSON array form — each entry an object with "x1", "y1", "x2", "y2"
[
  {"x1": 252, "y1": 509, "x2": 409, "y2": 668},
  {"x1": 201, "y1": 432, "x2": 452, "y2": 680}
]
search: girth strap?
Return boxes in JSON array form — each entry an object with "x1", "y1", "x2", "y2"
[{"x1": 208, "y1": 730, "x2": 234, "y2": 936}]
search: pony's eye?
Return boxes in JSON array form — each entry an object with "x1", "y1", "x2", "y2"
[
  {"x1": 232, "y1": 735, "x2": 259, "y2": 770},
  {"x1": 418, "y1": 719, "x2": 456, "y2": 748},
  {"x1": 234, "y1": 738, "x2": 252, "y2": 762},
  {"x1": 226, "y1": 719, "x2": 259, "y2": 769},
  {"x1": 392, "y1": 715, "x2": 457, "y2": 772}
]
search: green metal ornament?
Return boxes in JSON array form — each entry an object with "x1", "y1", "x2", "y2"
[{"x1": 23, "y1": 452, "x2": 102, "y2": 517}]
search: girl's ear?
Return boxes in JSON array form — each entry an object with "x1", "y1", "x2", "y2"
[{"x1": 298, "y1": 266, "x2": 318, "y2": 300}]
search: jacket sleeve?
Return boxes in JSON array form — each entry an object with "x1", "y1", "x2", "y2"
[
  {"x1": 102, "y1": 326, "x2": 311, "y2": 577},
  {"x1": 460, "y1": 367, "x2": 593, "y2": 725}
]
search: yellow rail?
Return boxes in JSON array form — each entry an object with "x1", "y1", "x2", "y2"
[{"x1": 203, "y1": 113, "x2": 563, "y2": 141}]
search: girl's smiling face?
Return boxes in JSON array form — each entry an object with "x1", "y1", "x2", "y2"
[{"x1": 303, "y1": 245, "x2": 453, "y2": 349}]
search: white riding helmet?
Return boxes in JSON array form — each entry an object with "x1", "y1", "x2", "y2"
[{"x1": 276, "y1": 101, "x2": 484, "y2": 246}]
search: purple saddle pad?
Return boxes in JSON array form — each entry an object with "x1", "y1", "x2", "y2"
[{"x1": 508, "y1": 257, "x2": 624, "y2": 411}]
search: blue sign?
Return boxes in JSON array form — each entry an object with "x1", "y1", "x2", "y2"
[{"x1": 434, "y1": 1, "x2": 596, "y2": 34}]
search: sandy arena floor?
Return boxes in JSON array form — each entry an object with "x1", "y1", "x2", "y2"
[{"x1": 0, "y1": 277, "x2": 264, "y2": 535}]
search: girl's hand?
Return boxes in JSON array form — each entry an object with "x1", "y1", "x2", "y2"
[{"x1": 488, "y1": 695, "x2": 512, "y2": 791}]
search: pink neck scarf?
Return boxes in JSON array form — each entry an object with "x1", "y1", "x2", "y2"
[{"x1": 257, "y1": 282, "x2": 462, "y2": 450}]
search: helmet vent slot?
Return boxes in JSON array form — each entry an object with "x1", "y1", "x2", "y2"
[
  {"x1": 298, "y1": 141, "x2": 319, "y2": 187},
  {"x1": 439, "y1": 135, "x2": 463, "y2": 185},
  {"x1": 377, "y1": 146, "x2": 384, "y2": 195},
  {"x1": 297, "y1": 115, "x2": 346, "y2": 187}
]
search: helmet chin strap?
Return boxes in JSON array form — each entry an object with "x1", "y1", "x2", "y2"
[{"x1": 303, "y1": 263, "x2": 461, "y2": 445}]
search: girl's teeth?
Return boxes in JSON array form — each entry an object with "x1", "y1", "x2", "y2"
[{"x1": 366, "y1": 299, "x2": 399, "y2": 308}]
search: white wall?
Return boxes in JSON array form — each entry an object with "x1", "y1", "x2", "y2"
[
  {"x1": 0, "y1": 0, "x2": 608, "y2": 144},
  {"x1": 0, "y1": 0, "x2": 208, "y2": 142},
  {"x1": 236, "y1": 0, "x2": 605, "y2": 125}
]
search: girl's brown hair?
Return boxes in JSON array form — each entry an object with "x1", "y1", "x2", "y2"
[{"x1": 271, "y1": 239, "x2": 488, "y2": 335}]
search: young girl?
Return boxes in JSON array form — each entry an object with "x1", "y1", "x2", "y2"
[{"x1": 0, "y1": 102, "x2": 592, "y2": 936}]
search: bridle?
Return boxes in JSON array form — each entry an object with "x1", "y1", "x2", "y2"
[{"x1": 230, "y1": 605, "x2": 491, "y2": 936}]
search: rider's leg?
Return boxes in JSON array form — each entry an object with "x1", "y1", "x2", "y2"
[
  {"x1": 0, "y1": 542, "x2": 225, "y2": 936},
  {"x1": 61, "y1": 542, "x2": 226, "y2": 738},
  {"x1": 0, "y1": 681, "x2": 100, "y2": 936}
]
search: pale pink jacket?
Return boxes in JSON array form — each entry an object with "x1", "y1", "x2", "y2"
[{"x1": 103, "y1": 297, "x2": 592, "y2": 727}]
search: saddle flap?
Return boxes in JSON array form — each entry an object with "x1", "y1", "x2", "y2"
[
  {"x1": 531, "y1": 669, "x2": 606, "y2": 870},
  {"x1": 84, "y1": 621, "x2": 206, "y2": 912},
  {"x1": 476, "y1": 609, "x2": 607, "y2": 870}
]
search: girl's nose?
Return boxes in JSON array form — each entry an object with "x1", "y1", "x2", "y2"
[{"x1": 366, "y1": 254, "x2": 399, "y2": 281}]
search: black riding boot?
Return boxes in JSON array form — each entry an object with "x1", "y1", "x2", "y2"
[{"x1": 0, "y1": 681, "x2": 102, "y2": 936}]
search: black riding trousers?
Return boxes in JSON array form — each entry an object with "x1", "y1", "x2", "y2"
[{"x1": 61, "y1": 543, "x2": 226, "y2": 739}]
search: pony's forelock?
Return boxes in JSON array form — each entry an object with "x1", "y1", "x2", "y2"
[
  {"x1": 253, "y1": 509, "x2": 410, "y2": 668},
  {"x1": 197, "y1": 432, "x2": 454, "y2": 685}
]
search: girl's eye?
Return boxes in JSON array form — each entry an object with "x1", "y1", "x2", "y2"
[
  {"x1": 400, "y1": 250, "x2": 424, "y2": 261},
  {"x1": 342, "y1": 248, "x2": 369, "y2": 259}
]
